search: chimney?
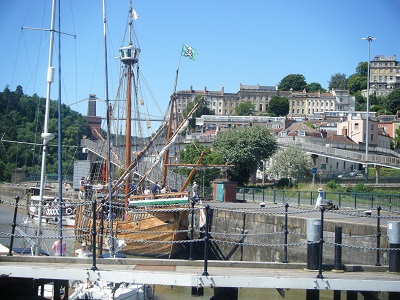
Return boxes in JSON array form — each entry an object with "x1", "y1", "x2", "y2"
[
  {"x1": 88, "y1": 94, "x2": 97, "y2": 116},
  {"x1": 342, "y1": 128, "x2": 347, "y2": 136}
]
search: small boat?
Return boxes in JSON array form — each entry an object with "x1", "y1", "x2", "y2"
[
  {"x1": 69, "y1": 282, "x2": 153, "y2": 300},
  {"x1": 27, "y1": 186, "x2": 76, "y2": 227},
  {"x1": 69, "y1": 238, "x2": 154, "y2": 300}
]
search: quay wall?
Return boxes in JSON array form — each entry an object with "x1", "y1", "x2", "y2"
[{"x1": 208, "y1": 208, "x2": 388, "y2": 266}]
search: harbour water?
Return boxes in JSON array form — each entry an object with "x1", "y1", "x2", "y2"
[{"x1": 0, "y1": 204, "x2": 341, "y2": 299}]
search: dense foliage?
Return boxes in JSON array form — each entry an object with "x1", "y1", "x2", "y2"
[
  {"x1": 179, "y1": 142, "x2": 224, "y2": 187},
  {"x1": 213, "y1": 125, "x2": 277, "y2": 185},
  {"x1": 234, "y1": 101, "x2": 255, "y2": 116},
  {"x1": 267, "y1": 148, "x2": 312, "y2": 179},
  {"x1": 183, "y1": 95, "x2": 214, "y2": 132},
  {"x1": 278, "y1": 74, "x2": 307, "y2": 91},
  {"x1": 267, "y1": 96, "x2": 289, "y2": 116},
  {"x1": 0, "y1": 86, "x2": 90, "y2": 181}
]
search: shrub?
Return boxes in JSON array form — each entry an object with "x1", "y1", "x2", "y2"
[
  {"x1": 326, "y1": 180, "x2": 338, "y2": 191},
  {"x1": 353, "y1": 182, "x2": 373, "y2": 192}
]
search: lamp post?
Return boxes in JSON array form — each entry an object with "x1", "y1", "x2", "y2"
[{"x1": 361, "y1": 35, "x2": 376, "y2": 183}]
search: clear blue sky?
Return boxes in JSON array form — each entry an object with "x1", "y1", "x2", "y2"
[{"x1": 1, "y1": 0, "x2": 399, "y2": 133}]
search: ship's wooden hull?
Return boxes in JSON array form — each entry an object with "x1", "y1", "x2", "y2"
[{"x1": 74, "y1": 198, "x2": 190, "y2": 258}]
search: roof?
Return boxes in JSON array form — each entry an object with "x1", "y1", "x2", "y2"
[
  {"x1": 324, "y1": 134, "x2": 358, "y2": 145},
  {"x1": 284, "y1": 122, "x2": 322, "y2": 137}
]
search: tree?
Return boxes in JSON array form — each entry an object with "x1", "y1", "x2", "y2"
[
  {"x1": 347, "y1": 73, "x2": 367, "y2": 95},
  {"x1": 267, "y1": 96, "x2": 289, "y2": 116},
  {"x1": 267, "y1": 148, "x2": 312, "y2": 179},
  {"x1": 179, "y1": 142, "x2": 224, "y2": 187},
  {"x1": 384, "y1": 88, "x2": 400, "y2": 114},
  {"x1": 305, "y1": 82, "x2": 325, "y2": 93},
  {"x1": 328, "y1": 73, "x2": 347, "y2": 90},
  {"x1": 356, "y1": 62, "x2": 368, "y2": 77},
  {"x1": 183, "y1": 95, "x2": 214, "y2": 131},
  {"x1": 278, "y1": 74, "x2": 307, "y2": 91},
  {"x1": 213, "y1": 125, "x2": 277, "y2": 185},
  {"x1": 234, "y1": 101, "x2": 255, "y2": 116}
]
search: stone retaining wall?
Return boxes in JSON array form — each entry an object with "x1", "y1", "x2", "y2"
[{"x1": 208, "y1": 208, "x2": 388, "y2": 266}]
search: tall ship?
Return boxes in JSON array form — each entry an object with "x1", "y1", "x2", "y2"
[{"x1": 74, "y1": 0, "x2": 199, "y2": 258}]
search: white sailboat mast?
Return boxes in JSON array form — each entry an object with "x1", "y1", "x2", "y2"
[{"x1": 35, "y1": 0, "x2": 56, "y2": 256}]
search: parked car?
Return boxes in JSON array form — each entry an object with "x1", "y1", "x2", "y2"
[
  {"x1": 337, "y1": 172, "x2": 349, "y2": 178},
  {"x1": 349, "y1": 170, "x2": 362, "y2": 177}
]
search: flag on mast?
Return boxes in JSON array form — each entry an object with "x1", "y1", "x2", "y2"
[
  {"x1": 132, "y1": 8, "x2": 139, "y2": 20},
  {"x1": 181, "y1": 44, "x2": 198, "y2": 60}
]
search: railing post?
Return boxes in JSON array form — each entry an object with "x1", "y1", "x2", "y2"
[
  {"x1": 99, "y1": 199, "x2": 105, "y2": 257},
  {"x1": 371, "y1": 193, "x2": 374, "y2": 209},
  {"x1": 243, "y1": 188, "x2": 245, "y2": 201},
  {"x1": 273, "y1": 190, "x2": 277, "y2": 204},
  {"x1": 338, "y1": 192, "x2": 342, "y2": 207},
  {"x1": 310, "y1": 191, "x2": 313, "y2": 206},
  {"x1": 334, "y1": 226, "x2": 343, "y2": 271},
  {"x1": 188, "y1": 199, "x2": 195, "y2": 261},
  {"x1": 262, "y1": 189, "x2": 265, "y2": 203},
  {"x1": 202, "y1": 205, "x2": 210, "y2": 276},
  {"x1": 297, "y1": 191, "x2": 300, "y2": 206},
  {"x1": 8, "y1": 196, "x2": 20, "y2": 256},
  {"x1": 282, "y1": 203, "x2": 289, "y2": 263},
  {"x1": 91, "y1": 196, "x2": 98, "y2": 271},
  {"x1": 317, "y1": 208, "x2": 325, "y2": 279},
  {"x1": 354, "y1": 193, "x2": 357, "y2": 209},
  {"x1": 376, "y1": 206, "x2": 381, "y2": 266}
]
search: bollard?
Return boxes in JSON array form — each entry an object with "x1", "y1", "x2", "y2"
[
  {"x1": 387, "y1": 221, "x2": 400, "y2": 273},
  {"x1": 334, "y1": 226, "x2": 343, "y2": 271},
  {"x1": 306, "y1": 218, "x2": 321, "y2": 270}
]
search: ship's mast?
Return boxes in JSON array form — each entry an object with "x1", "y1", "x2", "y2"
[
  {"x1": 120, "y1": 1, "x2": 140, "y2": 204},
  {"x1": 35, "y1": 0, "x2": 56, "y2": 256}
]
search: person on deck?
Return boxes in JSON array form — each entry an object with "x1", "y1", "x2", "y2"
[
  {"x1": 151, "y1": 181, "x2": 160, "y2": 194},
  {"x1": 79, "y1": 177, "x2": 86, "y2": 200},
  {"x1": 192, "y1": 181, "x2": 199, "y2": 201},
  {"x1": 75, "y1": 242, "x2": 92, "y2": 258},
  {"x1": 52, "y1": 239, "x2": 67, "y2": 256},
  {"x1": 143, "y1": 186, "x2": 151, "y2": 200}
]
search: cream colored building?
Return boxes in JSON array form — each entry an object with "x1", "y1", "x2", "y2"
[
  {"x1": 174, "y1": 84, "x2": 354, "y2": 119},
  {"x1": 366, "y1": 55, "x2": 400, "y2": 97}
]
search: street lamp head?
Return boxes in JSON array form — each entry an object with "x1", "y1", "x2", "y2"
[{"x1": 362, "y1": 36, "x2": 377, "y2": 42}]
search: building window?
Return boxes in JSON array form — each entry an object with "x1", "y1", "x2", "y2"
[
  {"x1": 259, "y1": 104, "x2": 262, "y2": 111},
  {"x1": 354, "y1": 123, "x2": 359, "y2": 130},
  {"x1": 371, "y1": 134, "x2": 373, "y2": 141},
  {"x1": 325, "y1": 157, "x2": 328, "y2": 163},
  {"x1": 336, "y1": 162, "x2": 339, "y2": 169}
]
